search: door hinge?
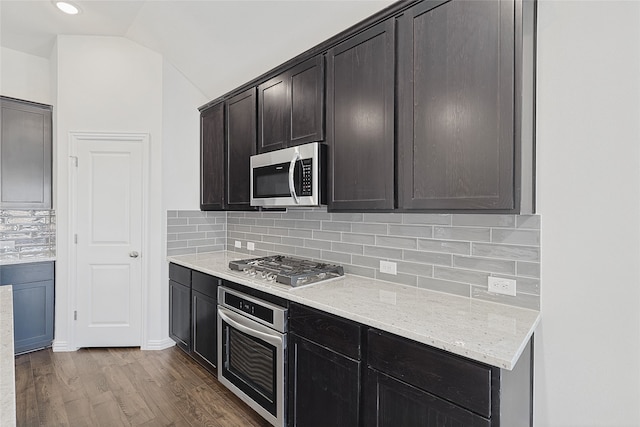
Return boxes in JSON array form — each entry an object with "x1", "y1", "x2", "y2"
[
  {"x1": 74, "y1": 310, "x2": 77, "y2": 321},
  {"x1": 70, "y1": 156, "x2": 78, "y2": 167},
  {"x1": 74, "y1": 234, "x2": 78, "y2": 244}
]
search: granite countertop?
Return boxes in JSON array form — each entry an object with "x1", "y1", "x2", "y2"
[
  {"x1": 168, "y1": 251, "x2": 540, "y2": 370},
  {"x1": 0, "y1": 286, "x2": 16, "y2": 427},
  {"x1": 0, "y1": 256, "x2": 56, "y2": 266}
]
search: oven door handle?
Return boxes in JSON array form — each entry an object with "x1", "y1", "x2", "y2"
[{"x1": 218, "y1": 306, "x2": 283, "y2": 347}]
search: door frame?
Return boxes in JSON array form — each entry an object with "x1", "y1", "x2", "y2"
[{"x1": 68, "y1": 131, "x2": 150, "y2": 349}]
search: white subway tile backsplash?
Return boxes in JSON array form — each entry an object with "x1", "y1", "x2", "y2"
[{"x1": 168, "y1": 208, "x2": 540, "y2": 309}]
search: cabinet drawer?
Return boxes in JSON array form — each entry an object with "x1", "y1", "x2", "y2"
[
  {"x1": 0, "y1": 261, "x2": 54, "y2": 286},
  {"x1": 367, "y1": 328, "x2": 494, "y2": 418},
  {"x1": 192, "y1": 271, "x2": 219, "y2": 299},
  {"x1": 289, "y1": 303, "x2": 361, "y2": 360},
  {"x1": 169, "y1": 263, "x2": 191, "y2": 287}
]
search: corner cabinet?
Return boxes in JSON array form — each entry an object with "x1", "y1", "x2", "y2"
[
  {"x1": 396, "y1": 0, "x2": 535, "y2": 212},
  {"x1": 1, "y1": 261, "x2": 55, "y2": 355},
  {"x1": 0, "y1": 97, "x2": 52, "y2": 209},
  {"x1": 326, "y1": 19, "x2": 395, "y2": 211},
  {"x1": 258, "y1": 55, "x2": 325, "y2": 153}
]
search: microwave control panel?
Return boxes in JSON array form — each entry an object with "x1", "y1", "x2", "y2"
[{"x1": 300, "y1": 159, "x2": 312, "y2": 196}]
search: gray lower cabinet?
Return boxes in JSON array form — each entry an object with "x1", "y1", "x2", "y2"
[
  {"x1": 0, "y1": 261, "x2": 55, "y2": 355},
  {"x1": 169, "y1": 263, "x2": 191, "y2": 352},
  {"x1": 0, "y1": 96, "x2": 52, "y2": 209}
]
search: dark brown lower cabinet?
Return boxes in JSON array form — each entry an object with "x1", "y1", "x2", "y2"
[
  {"x1": 191, "y1": 281, "x2": 218, "y2": 372},
  {"x1": 288, "y1": 303, "x2": 362, "y2": 427},
  {"x1": 288, "y1": 334, "x2": 360, "y2": 427},
  {"x1": 168, "y1": 278, "x2": 190, "y2": 353},
  {"x1": 366, "y1": 328, "x2": 534, "y2": 427},
  {"x1": 364, "y1": 368, "x2": 490, "y2": 427}
]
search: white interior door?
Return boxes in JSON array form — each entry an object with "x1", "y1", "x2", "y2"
[{"x1": 73, "y1": 134, "x2": 146, "y2": 347}]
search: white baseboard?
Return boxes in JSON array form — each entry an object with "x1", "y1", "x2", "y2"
[
  {"x1": 51, "y1": 340, "x2": 79, "y2": 352},
  {"x1": 142, "y1": 338, "x2": 176, "y2": 351}
]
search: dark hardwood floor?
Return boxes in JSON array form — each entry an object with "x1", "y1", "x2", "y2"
[{"x1": 14, "y1": 346, "x2": 271, "y2": 427}]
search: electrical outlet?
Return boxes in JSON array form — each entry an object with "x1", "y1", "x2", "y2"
[
  {"x1": 0, "y1": 241, "x2": 15, "y2": 249},
  {"x1": 488, "y1": 277, "x2": 517, "y2": 296},
  {"x1": 379, "y1": 260, "x2": 397, "y2": 275},
  {"x1": 234, "y1": 240, "x2": 241, "y2": 249},
  {"x1": 247, "y1": 242, "x2": 255, "y2": 251}
]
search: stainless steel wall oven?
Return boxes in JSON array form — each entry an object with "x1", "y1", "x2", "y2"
[{"x1": 217, "y1": 286, "x2": 287, "y2": 427}]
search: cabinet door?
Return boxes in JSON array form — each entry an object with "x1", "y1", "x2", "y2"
[
  {"x1": 192, "y1": 289, "x2": 217, "y2": 372},
  {"x1": 258, "y1": 55, "x2": 325, "y2": 153},
  {"x1": 397, "y1": 0, "x2": 515, "y2": 210},
  {"x1": 0, "y1": 97, "x2": 52, "y2": 209},
  {"x1": 226, "y1": 88, "x2": 257, "y2": 209},
  {"x1": 258, "y1": 74, "x2": 290, "y2": 153},
  {"x1": 200, "y1": 102, "x2": 225, "y2": 210},
  {"x1": 12, "y1": 279, "x2": 54, "y2": 354},
  {"x1": 326, "y1": 19, "x2": 395, "y2": 211},
  {"x1": 364, "y1": 368, "x2": 490, "y2": 427},
  {"x1": 288, "y1": 333, "x2": 360, "y2": 427},
  {"x1": 169, "y1": 279, "x2": 191, "y2": 352},
  {"x1": 289, "y1": 55, "x2": 324, "y2": 147}
]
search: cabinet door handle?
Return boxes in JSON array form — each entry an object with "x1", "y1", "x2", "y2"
[{"x1": 129, "y1": 251, "x2": 139, "y2": 258}]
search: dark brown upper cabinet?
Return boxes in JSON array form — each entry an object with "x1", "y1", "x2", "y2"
[
  {"x1": 200, "y1": 89, "x2": 258, "y2": 211},
  {"x1": 397, "y1": 0, "x2": 535, "y2": 212},
  {"x1": 200, "y1": 102, "x2": 225, "y2": 210},
  {"x1": 326, "y1": 19, "x2": 395, "y2": 211},
  {"x1": 226, "y1": 87, "x2": 258, "y2": 210},
  {"x1": 0, "y1": 97, "x2": 52, "y2": 209},
  {"x1": 258, "y1": 55, "x2": 325, "y2": 153}
]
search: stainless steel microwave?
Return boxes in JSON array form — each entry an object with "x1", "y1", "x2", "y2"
[{"x1": 250, "y1": 142, "x2": 327, "y2": 207}]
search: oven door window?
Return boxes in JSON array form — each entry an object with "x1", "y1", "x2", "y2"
[{"x1": 222, "y1": 321, "x2": 278, "y2": 416}]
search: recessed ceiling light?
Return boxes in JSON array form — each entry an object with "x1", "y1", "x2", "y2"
[{"x1": 55, "y1": 1, "x2": 80, "y2": 15}]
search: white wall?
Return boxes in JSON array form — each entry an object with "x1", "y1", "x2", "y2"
[
  {"x1": 162, "y1": 60, "x2": 208, "y2": 210},
  {"x1": 53, "y1": 35, "x2": 167, "y2": 350},
  {"x1": 535, "y1": 1, "x2": 640, "y2": 426},
  {"x1": 0, "y1": 47, "x2": 51, "y2": 104}
]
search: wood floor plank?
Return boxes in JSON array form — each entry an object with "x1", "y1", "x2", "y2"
[
  {"x1": 32, "y1": 369, "x2": 71, "y2": 426},
  {"x1": 14, "y1": 355, "x2": 39, "y2": 427},
  {"x1": 49, "y1": 351, "x2": 85, "y2": 404},
  {"x1": 15, "y1": 346, "x2": 275, "y2": 427}
]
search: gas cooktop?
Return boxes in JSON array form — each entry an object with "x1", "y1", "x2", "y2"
[{"x1": 229, "y1": 255, "x2": 344, "y2": 287}]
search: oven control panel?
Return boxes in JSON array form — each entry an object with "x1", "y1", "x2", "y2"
[
  {"x1": 218, "y1": 286, "x2": 287, "y2": 333},
  {"x1": 224, "y1": 292, "x2": 274, "y2": 324}
]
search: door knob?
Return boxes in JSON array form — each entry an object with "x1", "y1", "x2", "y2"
[{"x1": 129, "y1": 251, "x2": 139, "y2": 258}]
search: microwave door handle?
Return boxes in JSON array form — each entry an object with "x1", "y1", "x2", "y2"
[
  {"x1": 218, "y1": 306, "x2": 283, "y2": 347},
  {"x1": 288, "y1": 151, "x2": 301, "y2": 205}
]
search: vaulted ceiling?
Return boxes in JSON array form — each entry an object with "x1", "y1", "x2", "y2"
[{"x1": 0, "y1": 0, "x2": 394, "y2": 99}]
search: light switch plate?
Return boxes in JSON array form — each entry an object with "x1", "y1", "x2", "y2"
[
  {"x1": 247, "y1": 242, "x2": 255, "y2": 251},
  {"x1": 488, "y1": 276, "x2": 516, "y2": 296},
  {"x1": 234, "y1": 241, "x2": 241, "y2": 249}
]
